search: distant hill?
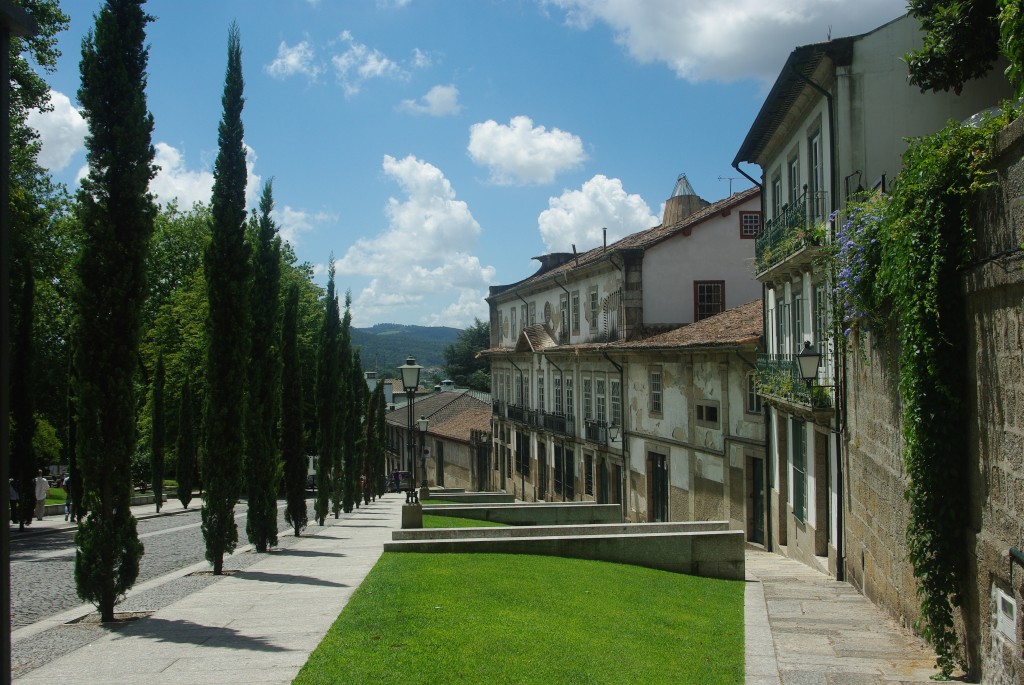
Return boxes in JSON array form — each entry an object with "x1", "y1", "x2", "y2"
[{"x1": 351, "y1": 323, "x2": 462, "y2": 377}]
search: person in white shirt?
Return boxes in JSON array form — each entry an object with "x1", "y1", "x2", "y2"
[{"x1": 33, "y1": 471, "x2": 49, "y2": 521}]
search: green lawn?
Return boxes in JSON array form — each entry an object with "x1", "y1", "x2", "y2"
[
  {"x1": 421, "y1": 513, "x2": 507, "y2": 529},
  {"x1": 294, "y1": 552, "x2": 744, "y2": 684}
]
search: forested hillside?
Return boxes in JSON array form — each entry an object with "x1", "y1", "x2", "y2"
[{"x1": 352, "y1": 323, "x2": 462, "y2": 376}]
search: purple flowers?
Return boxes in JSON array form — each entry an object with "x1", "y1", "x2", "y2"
[{"x1": 834, "y1": 201, "x2": 884, "y2": 335}]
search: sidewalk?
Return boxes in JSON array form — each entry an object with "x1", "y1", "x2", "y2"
[
  {"x1": 14, "y1": 495, "x2": 403, "y2": 685},
  {"x1": 13, "y1": 502, "x2": 944, "y2": 684},
  {"x1": 744, "y1": 548, "x2": 941, "y2": 684}
]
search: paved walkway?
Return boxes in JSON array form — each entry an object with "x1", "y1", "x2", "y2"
[
  {"x1": 13, "y1": 501, "x2": 943, "y2": 684},
  {"x1": 744, "y1": 549, "x2": 940, "y2": 684}
]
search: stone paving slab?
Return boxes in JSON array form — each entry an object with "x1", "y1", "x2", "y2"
[{"x1": 13, "y1": 496, "x2": 403, "y2": 685}]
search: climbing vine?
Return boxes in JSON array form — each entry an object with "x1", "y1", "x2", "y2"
[{"x1": 833, "y1": 108, "x2": 1016, "y2": 677}]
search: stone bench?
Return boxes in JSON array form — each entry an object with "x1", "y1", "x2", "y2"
[
  {"x1": 393, "y1": 520, "x2": 730, "y2": 540},
  {"x1": 383, "y1": 527, "x2": 744, "y2": 581}
]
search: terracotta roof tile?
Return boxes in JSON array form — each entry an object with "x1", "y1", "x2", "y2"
[{"x1": 610, "y1": 299, "x2": 763, "y2": 350}]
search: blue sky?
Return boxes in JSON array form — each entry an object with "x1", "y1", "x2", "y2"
[{"x1": 29, "y1": 0, "x2": 906, "y2": 328}]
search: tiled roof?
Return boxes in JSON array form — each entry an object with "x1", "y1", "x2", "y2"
[
  {"x1": 517, "y1": 324, "x2": 557, "y2": 353},
  {"x1": 489, "y1": 186, "x2": 760, "y2": 298},
  {"x1": 385, "y1": 390, "x2": 491, "y2": 434},
  {"x1": 609, "y1": 299, "x2": 763, "y2": 350},
  {"x1": 429, "y1": 405, "x2": 492, "y2": 444}
]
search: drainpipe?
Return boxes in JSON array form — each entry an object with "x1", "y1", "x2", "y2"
[
  {"x1": 602, "y1": 349, "x2": 628, "y2": 522},
  {"x1": 790, "y1": 64, "x2": 845, "y2": 580}
]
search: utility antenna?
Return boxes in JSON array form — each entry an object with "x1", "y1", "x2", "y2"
[{"x1": 718, "y1": 175, "x2": 740, "y2": 196}]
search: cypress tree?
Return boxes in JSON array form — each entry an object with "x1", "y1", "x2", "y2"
[
  {"x1": 176, "y1": 376, "x2": 196, "y2": 508},
  {"x1": 67, "y1": 349, "x2": 83, "y2": 522},
  {"x1": 73, "y1": 0, "x2": 155, "y2": 621},
  {"x1": 245, "y1": 181, "x2": 282, "y2": 552},
  {"x1": 337, "y1": 294, "x2": 353, "y2": 514},
  {"x1": 151, "y1": 352, "x2": 165, "y2": 513},
  {"x1": 315, "y1": 261, "x2": 340, "y2": 525},
  {"x1": 12, "y1": 266, "x2": 36, "y2": 528},
  {"x1": 202, "y1": 23, "x2": 250, "y2": 575},
  {"x1": 371, "y1": 382, "x2": 388, "y2": 498},
  {"x1": 282, "y1": 282, "x2": 307, "y2": 536}
]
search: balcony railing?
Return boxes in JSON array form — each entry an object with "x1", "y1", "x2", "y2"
[
  {"x1": 526, "y1": 409, "x2": 541, "y2": 428},
  {"x1": 755, "y1": 353, "x2": 834, "y2": 410},
  {"x1": 755, "y1": 190, "x2": 829, "y2": 274},
  {"x1": 507, "y1": 403, "x2": 526, "y2": 424},
  {"x1": 541, "y1": 411, "x2": 576, "y2": 437},
  {"x1": 491, "y1": 399, "x2": 506, "y2": 418},
  {"x1": 584, "y1": 418, "x2": 608, "y2": 444}
]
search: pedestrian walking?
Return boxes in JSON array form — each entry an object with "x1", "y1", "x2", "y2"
[
  {"x1": 62, "y1": 474, "x2": 72, "y2": 521},
  {"x1": 8, "y1": 478, "x2": 19, "y2": 525},
  {"x1": 33, "y1": 470, "x2": 49, "y2": 521}
]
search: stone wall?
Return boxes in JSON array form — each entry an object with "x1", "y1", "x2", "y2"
[{"x1": 843, "y1": 115, "x2": 1024, "y2": 682}]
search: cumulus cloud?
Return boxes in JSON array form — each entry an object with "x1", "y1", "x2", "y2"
[
  {"x1": 537, "y1": 174, "x2": 658, "y2": 252},
  {"x1": 265, "y1": 40, "x2": 320, "y2": 80},
  {"x1": 547, "y1": 0, "x2": 907, "y2": 83},
  {"x1": 399, "y1": 84, "x2": 461, "y2": 116},
  {"x1": 337, "y1": 154, "x2": 495, "y2": 326},
  {"x1": 468, "y1": 115, "x2": 586, "y2": 185},
  {"x1": 148, "y1": 141, "x2": 262, "y2": 211},
  {"x1": 275, "y1": 205, "x2": 335, "y2": 247},
  {"x1": 331, "y1": 30, "x2": 427, "y2": 97},
  {"x1": 26, "y1": 90, "x2": 87, "y2": 172}
]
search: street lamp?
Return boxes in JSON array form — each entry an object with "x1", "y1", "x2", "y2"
[
  {"x1": 608, "y1": 423, "x2": 621, "y2": 443},
  {"x1": 797, "y1": 340, "x2": 821, "y2": 387},
  {"x1": 398, "y1": 355, "x2": 422, "y2": 503},
  {"x1": 417, "y1": 415, "x2": 429, "y2": 490}
]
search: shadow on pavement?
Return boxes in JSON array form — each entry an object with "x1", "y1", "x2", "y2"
[
  {"x1": 114, "y1": 616, "x2": 290, "y2": 652},
  {"x1": 234, "y1": 570, "x2": 349, "y2": 588}
]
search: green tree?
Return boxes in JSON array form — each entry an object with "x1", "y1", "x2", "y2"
[
  {"x1": 151, "y1": 352, "x2": 165, "y2": 512},
  {"x1": 202, "y1": 23, "x2": 250, "y2": 575},
  {"x1": 282, "y1": 282, "x2": 307, "y2": 536},
  {"x1": 442, "y1": 318, "x2": 491, "y2": 391},
  {"x1": 175, "y1": 376, "x2": 196, "y2": 508},
  {"x1": 315, "y1": 261, "x2": 340, "y2": 525},
  {"x1": 364, "y1": 380, "x2": 386, "y2": 501},
  {"x1": 338, "y1": 291, "x2": 356, "y2": 514},
  {"x1": 245, "y1": 181, "x2": 282, "y2": 552},
  {"x1": 73, "y1": 0, "x2": 155, "y2": 621}
]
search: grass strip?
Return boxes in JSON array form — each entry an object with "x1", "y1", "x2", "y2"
[{"x1": 295, "y1": 552, "x2": 743, "y2": 684}]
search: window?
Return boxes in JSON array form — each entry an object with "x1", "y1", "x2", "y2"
[
  {"x1": 771, "y1": 173, "x2": 783, "y2": 218},
  {"x1": 695, "y1": 401, "x2": 720, "y2": 428},
  {"x1": 553, "y1": 376, "x2": 563, "y2": 414},
  {"x1": 791, "y1": 418, "x2": 807, "y2": 522},
  {"x1": 793, "y1": 291, "x2": 804, "y2": 354},
  {"x1": 559, "y1": 293, "x2": 569, "y2": 340},
  {"x1": 610, "y1": 379, "x2": 621, "y2": 427},
  {"x1": 529, "y1": 302, "x2": 536, "y2": 326},
  {"x1": 809, "y1": 131, "x2": 824, "y2": 221},
  {"x1": 595, "y1": 378, "x2": 606, "y2": 423},
  {"x1": 514, "y1": 372, "x2": 522, "y2": 405},
  {"x1": 788, "y1": 154, "x2": 801, "y2": 205},
  {"x1": 650, "y1": 371, "x2": 662, "y2": 414},
  {"x1": 740, "y1": 211, "x2": 761, "y2": 239},
  {"x1": 571, "y1": 292, "x2": 580, "y2": 334},
  {"x1": 814, "y1": 282, "x2": 829, "y2": 369},
  {"x1": 565, "y1": 376, "x2": 575, "y2": 417},
  {"x1": 537, "y1": 377, "x2": 545, "y2": 412},
  {"x1": 583, "y1": 378, "x2": 593, "y2": 420},
  {"x1": 520, "y1": 305, "x2": 527, "y2": 333},
  {"x1": 588, "y1": 288, "x2": 599, "y2": 331},
  {"x1": 510, "y1": 308, "x2": 516, "y2": 337},
  {"x1": 694, "y1": 281, "x2": 725, "y2": 321},
  {"x1": 747, "y1": 374, "x2": 762, "y2": 414}
]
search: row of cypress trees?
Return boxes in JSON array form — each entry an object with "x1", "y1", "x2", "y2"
[{"x1": 67, "y1": 0, "x2": 389, "y2": 620}]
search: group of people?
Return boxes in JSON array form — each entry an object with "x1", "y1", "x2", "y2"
[{"x1": 8, "y1": 470, "x2": 75, "y2": 526}]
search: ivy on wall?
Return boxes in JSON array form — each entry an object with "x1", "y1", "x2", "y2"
[{"x1": 833, "y1": 108, "x2": 1017, "y2": 677}]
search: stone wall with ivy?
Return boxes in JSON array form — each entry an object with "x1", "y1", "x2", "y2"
[{"x1": 843, "y1": 114, "x2": 1024, "y2": 682}]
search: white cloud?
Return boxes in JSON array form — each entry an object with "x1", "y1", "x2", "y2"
[
  {"x1": 424, "y1": 289, "x2": 489, "y2": 328},
  {"x1": 337, "y1": 154, "x2": 495, "y2": 326},
  {"x1": 537, "y1": 174, "x2": 658, "y2": 252},
  {"x1": 26, "y1": 90, "x2": 87, "y2": 172},
  {"x1": 547, "y1": 0, "x2": 907, "y2": 83},
  {"x1": 468, "y1": 115, "x2": 586, "y2": 185},
  {"x1": 399, "y1": 84, "x2": 461, "y2": 116},
  {"x1": 148, "y1": 141, "x2": 262, "y2": 212},
  {"x1": 331, "y1": 30, "x2": 427, "y2": 97},
  {"x1": 275, "y1": 205, "x2": 335, "y2": 247},
  {"x1": 265, "y1": 40, "x2": 320, "y2": 80}
]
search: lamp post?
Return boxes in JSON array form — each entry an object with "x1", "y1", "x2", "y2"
[
  {"x1": 417, "y1": 415, "x2": 429, "y2": 490},
  {"x1": 398, "y1": 355, "x2": 422, "y2": 503},
  {"x1": 797, "y1": 340, "x2": 821, "y2": 387}
]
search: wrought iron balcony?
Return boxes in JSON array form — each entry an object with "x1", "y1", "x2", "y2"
[
  {"x1": 584, "y1": 418, "x2": 608, "y2": 444},
  {"x1": 507, "y1": 403, "x2": 526, "y2": 424},
  {"x1": 541, "y1": 411, "x2": 576, "y2": 437},
  {"x1": 526, "y1": 408, "x2": 541, "y2": 428},
  {"x1": 755, "y1": 190, "x2": 829, "y2": 275},
  {"x1": 491, "y1": 399, "x2": 506, "y2": 418},
  {"x1": 755, "y1": 353, "x2": 834, "y2": 410}
]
